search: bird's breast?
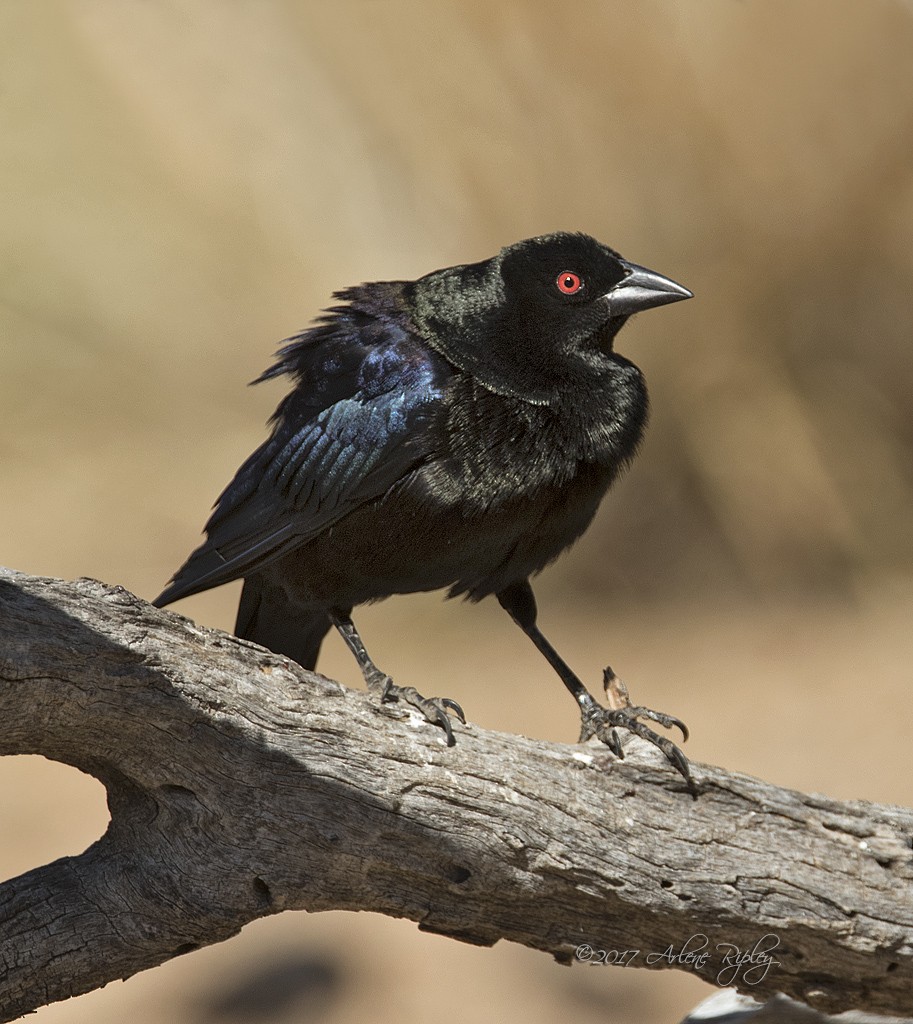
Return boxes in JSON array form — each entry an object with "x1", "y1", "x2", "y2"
[
  {"x1": 415, "y1": 365, "x2": 647, "y2": 513},
  {"x1": 269, "y1": 361, "x2": 647, "y2": 607}
]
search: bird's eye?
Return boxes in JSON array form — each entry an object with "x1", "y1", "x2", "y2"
[{"x1": 556, "y1": 271, "x2": 583, "y2": 295}]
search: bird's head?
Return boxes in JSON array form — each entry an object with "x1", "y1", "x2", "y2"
[
  {"x1": 407, "y1": 232, "x2": 691, "y2": 402},
  {"x1": 498, "y1": 232, "x2": 692, "y2": 351}
]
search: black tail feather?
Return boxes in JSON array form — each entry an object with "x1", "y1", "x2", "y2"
[{"x1": 235, "y1": 574, "x2": 331, "y2": 670}]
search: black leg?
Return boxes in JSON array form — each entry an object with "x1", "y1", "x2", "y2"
[
  {"x1": 496, "y1": 580, "x2": 600, "y2": 716},
  {"x1": 329, "y1": 609, "x2": 465, "y2": 745},
  {"x1": 496, "y1": 580, "x2": 694, "y2": 794}
]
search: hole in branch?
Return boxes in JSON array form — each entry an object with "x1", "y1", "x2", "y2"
[
  {"x1": 0, "y1": 755, "x2": 109, "y2": 883},
  {"x1": 253, "y1": 876, "x2": 273, "y2": 907}
]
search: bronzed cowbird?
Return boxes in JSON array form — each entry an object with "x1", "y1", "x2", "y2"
[{"x1": 155, "y1": 233, "x2": 694, "y2": 786}]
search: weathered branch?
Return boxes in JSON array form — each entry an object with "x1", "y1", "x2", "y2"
[{"x1": 0, "y1": 568, "x2": 911, "y2": 1021}]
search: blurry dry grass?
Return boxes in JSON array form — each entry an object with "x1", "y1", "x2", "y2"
[{"x1": 2, "y1": 2, "x2": 913, "y2": 1022}]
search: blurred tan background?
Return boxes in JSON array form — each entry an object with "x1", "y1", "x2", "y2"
[{"x1": 2, "y1": 1, "x2": 913, "y2": 1021}]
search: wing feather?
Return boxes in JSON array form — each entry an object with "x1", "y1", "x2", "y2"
[{"x1": 154, "y1": 305, "x2": 445, "y2": 606}]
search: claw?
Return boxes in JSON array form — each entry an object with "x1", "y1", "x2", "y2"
[
  {"x1": 423, "y1": 701, "x2": 456, "y2": 746},
  {"x1": 606, "y1": 729, "x2": 625, "y2": 759},
  {"x1": 667, "y1": 745, "x2": 697, "y2": 798},
  {"x1": 379, "y1": 680, "x2": 464, "y2": 746},
  {"x1": 624, "y1": 705, "x2": 690, "y2": 744},
  {"x1": 581, "y1": 687, "x2": 695, "y2": 794},
  {"x1": 441, "y1": 697, "x2": 466, "y2": 724}
]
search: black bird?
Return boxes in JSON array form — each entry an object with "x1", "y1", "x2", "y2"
[{"x1": 155, "y1": 233, "x2": 694, "y2": 785}]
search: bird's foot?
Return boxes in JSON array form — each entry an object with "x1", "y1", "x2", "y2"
[
  {"x1": 366, "y1": 669, "x2": 465, "y2": 746},
  {"x1": 580, "y1": 668, "x2": 695, "y2": 796}
]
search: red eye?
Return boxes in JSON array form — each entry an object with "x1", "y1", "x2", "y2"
[{"x1": 556, "y1": 271, "x2": 583, "y2": 295}]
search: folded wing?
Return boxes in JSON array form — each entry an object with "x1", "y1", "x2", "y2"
[{"x1": 154, "y1": 309, "x2": 444, "y2": 606}]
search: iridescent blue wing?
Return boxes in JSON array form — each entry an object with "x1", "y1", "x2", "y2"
[{"x1": 155, "y1": 307, "x2": 445, "y2": 605}]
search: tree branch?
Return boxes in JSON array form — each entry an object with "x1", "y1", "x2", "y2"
[{"x1": 1, "y1": 568, "x2": 911, "y2": 1021}]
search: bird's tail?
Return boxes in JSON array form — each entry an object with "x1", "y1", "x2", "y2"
[{"x1": 235, "y1": 574, "x2": 331, "y2": 670}]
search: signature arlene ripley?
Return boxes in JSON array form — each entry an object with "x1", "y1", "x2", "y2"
[{"x1": 575, "y1": 933, "x2": 782, "y2": 987}]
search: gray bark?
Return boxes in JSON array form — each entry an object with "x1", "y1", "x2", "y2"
[{"x1": 0, "y1": 567, "x2": 911, "y2": 1022}]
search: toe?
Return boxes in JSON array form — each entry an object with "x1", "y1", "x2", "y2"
[
  {"x1": 441, "y1": 697, "x2": 466, "y2": 724},
  {"x1": 623, "y1": 706, "x2": 690, "y2": 742},
  {"x1": 428, "y1": 703, "x2": 456, "y2": 746},
  {"x1": 580, "y1": 703, "x2": 695, "y2": 792},
  {"x1": 414, "y1": 697, "x2": 457, "y2": 746},
  {"x1": 384, "y1": 684, "x2": 463, "y2": 745}
]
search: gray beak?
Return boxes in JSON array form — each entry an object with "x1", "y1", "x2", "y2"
[{"x1": 604, "y1": 259, "x2": 693, "y2": 317}]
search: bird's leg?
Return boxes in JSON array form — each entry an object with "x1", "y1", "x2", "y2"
[
  {"x1": 496, "y1": 580, "x2": 694, "y2": 793},
  {"x1": 329, "y1": 609, "x2": 465, "y2": 746}
]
